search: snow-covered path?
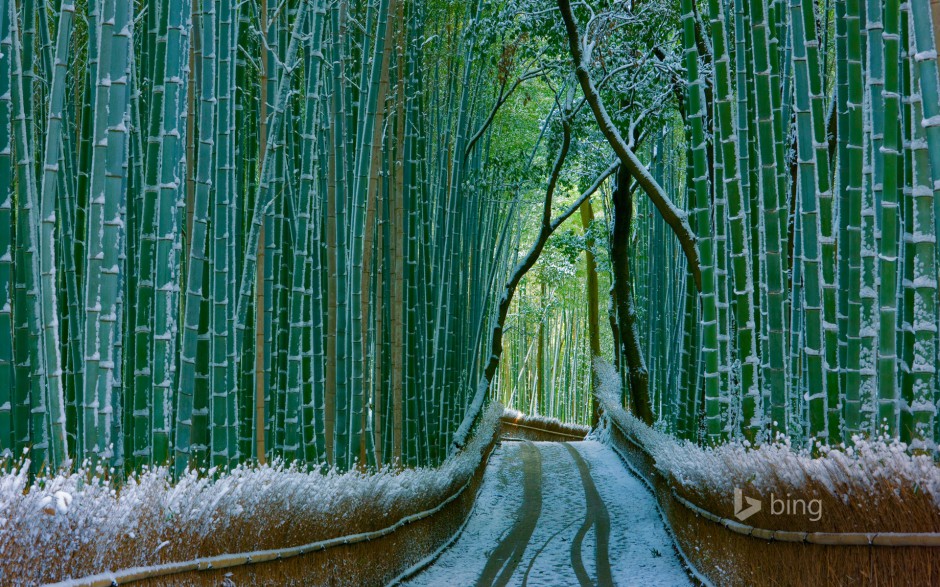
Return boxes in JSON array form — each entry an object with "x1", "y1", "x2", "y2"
[{"x1": 404, "y1": 440, "x2": 691, "y2": 587}]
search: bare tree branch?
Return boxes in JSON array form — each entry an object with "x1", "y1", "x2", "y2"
[
  {"x1": 451, "y1": 123, "x2": 617, "y2": 450},
  {"x1": 557, "y1": 0, "x2": 702, "y2": 291},
  {"x1": 464, "y1": 67, "x2": 547, "y2": 160}
]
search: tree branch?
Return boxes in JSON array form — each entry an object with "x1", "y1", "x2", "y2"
[
  {"x1": 451, "y1": 129, "x2": 617, "y2": 451},
  {"x1": 557, "y1": 0, "x2": 702, "y2": 291},
  {"x1": 464, "y1": 67, "x2": 546, "y2": 160}
]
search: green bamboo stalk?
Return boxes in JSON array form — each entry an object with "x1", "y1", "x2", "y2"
[
  {"x1": 98, "y1": 0, "x2": 133, "y2": 468},
  {"x1": 808, "y1": 1, "x2": 841, "y2": 447},
  {"x1": 765, "y1": 0, "x2": 790, "y2": 269},
  {"x1": 899, "y1": 2, "x2": 917, "y2": 447},
  {"x1": 230, "y1": 0, "x2": 309, "y2": 452},
  {"x1": 876, "y1": 0, "x2": 902, "y2": 437},
  {"x1": 329, "y1": 0, "x2": 350, "y2": 469},
  {"x1": 58, "y1": 86, "x2": 85, "y2": 464},
  {"x1": 834, "y1": 0, "x2": 851, "y2": 444},
  {"x1": 709, "y1": 0, "x2": 759, "y2": 442},
  {"x1": 403, "y1": 8, "x2": 424, "y2": 465},
  {"x1": 36, "y1": 0, "x2": 78, "y2": 468},
  {"x1": 82, "y1": 0, "x2": 120, "y2": 463},
  {"x1": 11, "y1": 0, "x2": 56, "y2": 471},
  {"x1": 680, "y1": 0, "x2": 721, "y2": 443},
  {"x1": 905, "y1": 2, "x2": 940, "y2": 451},
  {"x1": 151, "y1": 0, "x2": 192, "y2": 465},
  {"x1": 209, "y1": 0, "x2": 235, "y2": 469},
  {"x1": 8, "y1": 0, "x2": 28, "y2": 461},
  {"x1": 858, "y1": 0, "x2": 880, "y2": 434},
  {"x1": 789, "y1": 197, "x2": 806, "y2": 439},
  {"x1": 746, "y1": 0, "x2": 789, "y2": 437},
  {"x1": 732, "y1": 0, "x2": 765, "y2": 440},
  {"x1": 789, "y1": 0, "x2": 830, "y2": 439},
  {"x1": 228, "y1": 0, "x2": 245, "y2": 466},
  {"x1": 286, "y1": 0, "x2": 326, "y2": 464},
  {"x1": 908, "y1": 0, "x2": 940, "y2": 445},
  {"x1": 0, "y1": 3, "x2": 14, "y2": 460},
  {"x1": 841, "y1": 0, "x2": 866, "y2": 437},
  {"x1": 908, "y1": 0, "x2": 940, "y2": 233},
  {"x1": 174, "y1": 0, "x2": 217, "y2": 476},
  {"x1": 132, "y1": 0, "x2": 170, "y2": 467}
]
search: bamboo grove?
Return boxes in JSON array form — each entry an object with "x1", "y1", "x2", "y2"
[
  {"x1": 0, "y1": 0, "x2": 523, "y2": 475},
  {"x1": 8, "y1": 0, "x2": 940, "y2": 483},
  {"x1": 493, "y1": 256, "x2": 600, "y2": 426},
  {"x1": 607, "y1": 0, "x2": 940, "y2": 452}
]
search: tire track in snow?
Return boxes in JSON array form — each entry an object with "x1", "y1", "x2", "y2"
[
  {"x1": 406, "y1": 440, "x2": 689, "y2": 586},
  {"x1": 477, "y1": 440, "x2": 543, "y2": 587},
  {"x1": 565, "y1": 442, "x2": 613, "y2": 587},
  {"x1": 521, "y1": 519, "x2": 576, "y2": 587}
]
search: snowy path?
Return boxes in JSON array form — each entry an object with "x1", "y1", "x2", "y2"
[{"x1": 404, "y1": 440, "x2": 690, "y2": 587}]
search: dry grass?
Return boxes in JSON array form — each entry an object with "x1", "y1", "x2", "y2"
[
  {"x1": 0, "y1": 404, "x2": 502, "y2": 586},
  {"x1": 126, "y1": 493, "x2": 479, "y2": 587},
  {"x1": 606, "y1": 421, "x2": 940, "y2": 586},
  {"x1": 593, "y1": 359, "x2": 940, "y2": 586},
  {"x1": 669, "y1": 442, "x2": 940, "y2": 535}
]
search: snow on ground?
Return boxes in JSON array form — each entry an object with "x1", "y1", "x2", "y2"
[
  {"x1": 573, "y1": 441, "x2": 690, "y2": 585},
  {"x1": 517, "y1": 443, "x2": 586, "y2": 587},
  {"x1": 404, "y1": 443, "x2": 527, "y2": 586},
  {"x1": 406, "y1": 440, "x2": 690, "y2": 587}
]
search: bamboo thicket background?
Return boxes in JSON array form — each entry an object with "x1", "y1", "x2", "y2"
[
  {"x1": 8, "y1": 0, "x2": 940, "y2": 481},
  {"x1": 591, "y1": 0, "x2": 940, "y2": 453},
  {"x1": 0, "y1": 0, "x2": 523, "y2": 475}
]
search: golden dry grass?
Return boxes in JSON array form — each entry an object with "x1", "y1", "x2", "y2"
[
  {"x1": 112, "y1": 440, "x2": 493, "y2": 587},
  {"x1": 0, "y1": 406, "x2": 506, "y2": 585},
  {"x1": 604, "y1": 415, "x2": 940, "y2": 586},
  {"x1": 588, "y1": 358, "x2": 940, "y2": 586}
]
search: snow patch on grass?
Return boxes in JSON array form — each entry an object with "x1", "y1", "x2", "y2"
[
  {"x1": 594, "y1": 359, "x2": 940, "y2": 532},
  {"x1": 0, "y1": 403, "x2": 503, "y2": 585}
]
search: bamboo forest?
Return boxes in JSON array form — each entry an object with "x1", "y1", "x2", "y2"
[{"x1": 3, "y1": 0, "x2": 940, "y2": 584}]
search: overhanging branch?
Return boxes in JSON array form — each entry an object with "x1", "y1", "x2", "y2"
[{"x1": 557, "y1": 0, "x2": 703, "y2": 291}]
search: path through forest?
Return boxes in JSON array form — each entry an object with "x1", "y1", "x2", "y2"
[{"x1": 404, "y1": 440, "x2": 690, "y2": 586}]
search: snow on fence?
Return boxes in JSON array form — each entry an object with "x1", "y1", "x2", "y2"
[
  {"x1": 594, "y1": 359, "x2": 940, "y2": 586},
  {"x1": 499, "y1": 407, "x2": 590, "y2": 441},
  {"x1": 0, "y1": 404, "x2": 503, "y2": 586},
  {"x1": 594, "y1": 358, "x2": 940, "y2": 528}
]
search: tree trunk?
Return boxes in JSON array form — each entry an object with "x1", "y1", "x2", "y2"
[
  {"x1": 610, "y1": 165, "x2": 653, "y2": 425},
  {"x1": 579, "y1": 200, "x2": 602, "y2": 426},
  {"x1": 536, "y1": 282, "x2": 545, "y2": 414},
  {"x1": 556, "y1": 0, "x2": 702, "y2": 291},
  {"x1": 450, "y1": 131, "x2": 618, "y2": 451}
]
